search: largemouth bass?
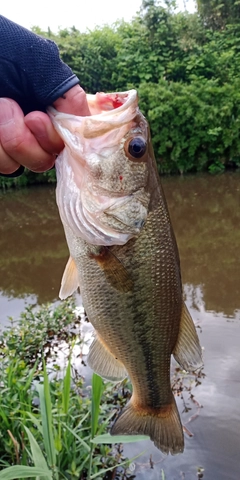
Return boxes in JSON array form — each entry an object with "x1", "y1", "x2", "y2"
[{"x1": 49, "y1": 90, "x2": 203, "y2": 455}]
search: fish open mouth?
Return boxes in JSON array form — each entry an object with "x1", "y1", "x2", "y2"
[
  {"x1": 93, "y1": 92, "x2": 128, "y2": 111},
  {"x1": 48, "y1": 90, "x2": 140, "y2": 148},
  {"x1": 86, "y1": 90, "x2": 138, "y2": 115}
]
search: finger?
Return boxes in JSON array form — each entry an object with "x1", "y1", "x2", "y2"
[
  {"x1": 0, "y1": 143, "x2": 20, "y2": 175},
  {"x1": 25, "y1": 111, "x2": 64, "y2": 154},
  {"x1": 0, "y1": 98, "x2": 56, "y2": 173},
  {"x1": 53, "y1": 85, "x2": 91, "y2": 116}
]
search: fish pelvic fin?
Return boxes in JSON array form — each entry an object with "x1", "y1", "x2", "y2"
[
  {"x1": 173, "y1": 302, "x2": 203, "y2": 371},
  {"x1": 111, "y1": 394, "x2": 184, "y2": 455},
  {"x1": 59, "y1": 256, "x2": 79, "y2": 300},
  {"x1": 87, "y1": 334, "x2": 128, "y2": 382}
]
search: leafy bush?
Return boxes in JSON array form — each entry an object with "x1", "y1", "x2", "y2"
[{"x1": 139, "y1": 78, "x2": 240, "y2": 173}]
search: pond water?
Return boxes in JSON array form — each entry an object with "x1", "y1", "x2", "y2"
[{"x1": 0, "y1": 172, "x2": 239, "y2": 480}]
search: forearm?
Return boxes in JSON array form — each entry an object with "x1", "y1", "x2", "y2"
[{"x1": 0, "y1": 15, "x2": 79, "y2": 114}]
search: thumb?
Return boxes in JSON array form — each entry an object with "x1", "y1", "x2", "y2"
[{"x1": 53, "y1": 85, "x2": 91, "y2": 116}]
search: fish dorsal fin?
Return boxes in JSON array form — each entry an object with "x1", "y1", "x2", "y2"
[
  {"x1": 173, "y1": 302, "x2": 203, "y2": 371},
  {"x1": 59, "y1": 256, "x2": 79, "y2": 300},
  {"x1": 90, "y1": 246, "x2": 133, "y2": 293},
  {"x1": 87, "y1": 334, "x2": 128, "y2": 382}
]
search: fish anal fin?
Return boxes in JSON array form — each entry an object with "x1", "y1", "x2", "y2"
[
  {"x1": 87, "y1": 334, "x2": 128, "y2": 382},
  {"x1": 89, "y1": 247, "x2": 133, "y2": 293},
  {"x1": 111, "y1": 394, "x2": 184, "y2": 455},
  {"x1": 59, "y1": 256, "x2": 79, "y2": 300},
  {"x1": 173, "y1": 302, "x2": 203, "y2": 371}
]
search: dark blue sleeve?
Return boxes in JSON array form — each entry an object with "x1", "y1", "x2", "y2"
[{"x1": 0, "y1": 15, "x2": 80, "y2": 115}]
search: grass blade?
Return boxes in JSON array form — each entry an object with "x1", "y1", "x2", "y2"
[
  {"x1": 24, "y1": 360, "x2": 39, "y2": 391},
  {"x1": 25, "y1": 412, "x2": 43, "y2": 435},
  {"x1": 88, "y1": 374, "x2": 104, "y2": 480},
  {"x1": 91, "y1": 373, "x2": 103, "y2": 439},
  {"x1": 24, "y1": 426, "x2": 51, "y2": 479},
  {"x1": 61, "y1": 422, "x2": 90, "y2": 452},
  {"x1": 0, "y1": 465, "x2": 52, "y2": 479},
  {"x1": 92, "y1": 433, "x2": 149, "y2": 444},
  {"x1": 37, "y1": 364, "x2": 56, "y2": 468},
  {"x1": 62, "y1": 358, "x2": 71, "y2": 415}
]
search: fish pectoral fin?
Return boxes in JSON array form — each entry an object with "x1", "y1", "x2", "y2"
[
  {"x1": 173, "y1": 302, "x2": 203, "y2": 371},
  {"x1": 111, "y1": 394, "x2": 184, "y2": 455},
  {"x1": 87, "y1": 334, "x2": 128, "y2": 382},
  {"x1": 59, "y1": 256, "x2": 79, "y2": 300},
  {"x1": 90, "y1": 247, "x2": 133, "y2": 293}
]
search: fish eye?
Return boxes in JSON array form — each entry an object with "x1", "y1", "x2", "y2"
[
  {"x1": 128, "y1": 137, "x2": 147, "y2": 158},
  {"x1": 125, "y1": 136, "x2": 147, "y2": 161}
]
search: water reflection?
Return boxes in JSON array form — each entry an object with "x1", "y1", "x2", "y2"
[
  {"x1": 0, "y1": 173, "x2": 240, "y2": 317},
  {"x1": 0, "y1": 185, "x2": 68, "y2": 306},
  {"x1": 163, "y1": 172, "x2": 240, "y2": 317}
]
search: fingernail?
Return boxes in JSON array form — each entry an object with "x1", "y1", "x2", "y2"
[
  {"x1": 0, "y1": 99, "x2": 14, "y2": 125},
  {"x1": 25, "y1": 116, "x2": 47, "y2": 138}
]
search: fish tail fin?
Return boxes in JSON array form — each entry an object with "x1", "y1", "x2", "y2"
[{"x1": 111, "y1": 394, "x2": 184, "y2": 455}]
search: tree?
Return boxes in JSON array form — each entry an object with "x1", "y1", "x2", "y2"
[{"x1": 197, "y1": 0, "x2": 240, "y2": 29}]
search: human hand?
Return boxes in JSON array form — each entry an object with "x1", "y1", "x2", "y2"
[{"x1": 0, "y1": 85, "x2": 90, "y2": 175}]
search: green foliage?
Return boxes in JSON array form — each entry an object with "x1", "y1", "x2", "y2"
[
  {"x1": 1, "y1": 300, "x2": 77, "y2": 365},
  {"x1": 197, "y1": 0, "x2": 240, "y2": 30},
  {"x1": 0, "y1": 300, "x2": 136, "y2": 479},
  {"x1": 139, "y1": 78, "x2": 240, "y2": 173},
  {"x1": 110, "y1": 4, "x2": 184, "y2": 88}
]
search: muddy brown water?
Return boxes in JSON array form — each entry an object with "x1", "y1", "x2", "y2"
[{"x1": 0, "y1": 172, "x2": 239, "y2": 480}]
